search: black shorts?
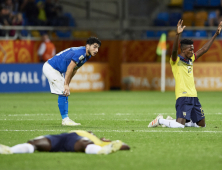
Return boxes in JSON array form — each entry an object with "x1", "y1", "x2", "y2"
[
  {"x1": 176, "y1": 97, "x2": 205, "y2": 123},
  {"x1": 45, "y1": 132, "x2": 82, "y2": 152}
]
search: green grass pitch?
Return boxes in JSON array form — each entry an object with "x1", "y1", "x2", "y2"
[{"x1": 0, "y1": 91, "x2": 222, "y2": 170}]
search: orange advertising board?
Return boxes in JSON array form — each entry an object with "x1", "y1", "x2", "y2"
[
  {"x1": 2, "y1": 39, "x2": 222, "y2": 89},
  {"x1": 70, "y1": 63, "x2": 109, "y2": 92},
  {"x1": 3, "y1": 40, "x2": 222, "y2": 63},
  {"x1": 121, "y1": 63, "x2": 222, "y2": 91}
]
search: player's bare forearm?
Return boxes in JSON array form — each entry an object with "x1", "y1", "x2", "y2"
[
  {"x1": 195, "y1": 34, "x2": 217, "y2": 59},
  {"x1": 64, "y1": 69, "x2": 73, "y2": 86},
  {"x1": 171, "y1": 34, "x2": 180, "y2": 61},
  {"x1": 195, "y1": 21, "x2": 222, "y2": 59},
  {"x1": 64, "y1": 61, "x2": 77, "y2": 85},
  {"x1": 69, "y1": 69, "x2": 77, "y2": 84},
  {"x1": 172, "y1": 20, "x2": 186, "y2": 61}
]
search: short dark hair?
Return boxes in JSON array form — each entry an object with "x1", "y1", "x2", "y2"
[
  {"x1": 86, "y1": 37, "x2": 101, "y2": 47},
  {"x1": 180, "y1": 39, "x2": 193, "y2": 50}
]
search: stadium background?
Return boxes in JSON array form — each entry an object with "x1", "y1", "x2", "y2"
[
  {"x1": 1, "y1": 0, "x2": 222, "y2": 92},
  {"x1": 0, "y1": 1, "x2": 222, "y2": 170}
]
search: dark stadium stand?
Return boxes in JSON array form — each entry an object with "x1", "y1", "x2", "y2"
[
  {"x1": 0, "y1": 0, "x2": 76, "y2": 38},
  {"x1": 148, "y1": 0, "x2": 222, "y2": 38}
]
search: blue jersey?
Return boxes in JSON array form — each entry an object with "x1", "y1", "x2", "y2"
[{"x1": 47, "y1": 46, "x2": 91, "y2": 73}]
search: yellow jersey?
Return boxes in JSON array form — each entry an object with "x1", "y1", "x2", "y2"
[
  {"x1": 69, "y1": 130, "x2": 111, "y2": 147},
  {"x1": 170, "y1": 54, "x2": 197, "y2": 100}
]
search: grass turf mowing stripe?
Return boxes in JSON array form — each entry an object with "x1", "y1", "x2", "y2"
[
  {"x1": 0, "y1": 129, "x2": 222, "y2": 133},
  {"x1": 1, "y1": 112, "x2": 222, "y2": 116}
]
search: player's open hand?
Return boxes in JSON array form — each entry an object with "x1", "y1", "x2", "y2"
[
  {"x1": 216, "y1": 21, "x2": 222, "y2": 35},
  {"x1": 63, "y1": 85, "x2": 70, "y2": 96},
  {"x1": 177, "y1": 19, "x2": 186, "y2": 34}
]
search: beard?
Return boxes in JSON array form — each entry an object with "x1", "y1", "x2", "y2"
[{"x1": 86, "y1": 49, "x2": 92, "y2": 56}]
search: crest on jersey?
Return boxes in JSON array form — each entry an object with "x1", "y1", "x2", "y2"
[
  {"x1": 188, "y1": 66, "x2": 192, "y2": 73},
  {"x1": 183, "y1": 112, "x2": 186, "y2": 117},
  {"x1": 79, "y1": 55, "x2": 85, "y2": 60},
  {"x1": 189, "y1": 60, "x2": 193, "y2": 65}
]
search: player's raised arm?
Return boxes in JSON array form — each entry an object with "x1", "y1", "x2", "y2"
[
  {"x1": 171, "y1": 20, "x2": 186, "y2": 61},
  {"x1": 195, "y1": 21, "x2": 222, "y2": 60}
]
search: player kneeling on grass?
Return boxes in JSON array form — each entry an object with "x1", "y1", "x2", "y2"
[
  {"x1": 148, "y1": 20, "x2": 222, "y2": 128},
  {"x1": 0, "y1": 130, "x2": 130, "y2": 155}
]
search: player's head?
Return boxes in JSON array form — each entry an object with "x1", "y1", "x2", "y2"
[
  {"x1": 86, "y1": 37, "x2": 101, "y2": 56},
  {"x1": 42, "y1": 33, "x2": 49, "y2": 41},
  {"x1": 180, "y1": 39, "x2": 194, "y2": 58}
]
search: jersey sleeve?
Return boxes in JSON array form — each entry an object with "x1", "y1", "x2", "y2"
[
  {"x1": 64, "y1": 50, "x2": 80, "y2": 64},
  {"x1": 170, "y1": 56, "x2": 179, "y2": 65},
  {"x1": 191, "y1": 53, "x2": 196, "y2": 62}
]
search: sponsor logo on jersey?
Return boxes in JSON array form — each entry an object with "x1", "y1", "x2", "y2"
[{"x1": 79, "y1": 55, "x2": 85, "y2": 60}]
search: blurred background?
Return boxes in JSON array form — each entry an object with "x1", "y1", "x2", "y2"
[{"x1": 1, "y1": 0, "x2": 222, "y2": 93}]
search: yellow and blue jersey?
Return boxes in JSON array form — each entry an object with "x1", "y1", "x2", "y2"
[
  {"x1": 69, "y1": 130, "x2": 111, "y2": 147},
  {"x1": 45, "y1": 130, "x2": 111, "y2": 152},
  {"x1": 170, "y1": 54, "x2": 197, "y2": 100}
]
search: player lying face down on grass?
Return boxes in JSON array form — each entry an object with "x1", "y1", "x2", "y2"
[
  {"x1": 148, "y1": 20, "x2": 222, "y2": 128},
  {"x1": 42, "y1": 37, "x2": 101, "y2": 126},
  {"x1": 0, "y1": 130, "x2": 130, "y2": 155}
]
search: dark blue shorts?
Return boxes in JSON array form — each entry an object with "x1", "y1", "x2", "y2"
[
  {"x1": 45, "y1": 133, "x2": 82, "y2": 152},
  {"x1": 176, "y1": 97, "x2": 205, "y2": 123}
]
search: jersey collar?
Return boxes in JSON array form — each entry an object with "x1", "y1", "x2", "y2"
[{"x1": 178, "y1": 54, "x2": 192, "y2": 65}]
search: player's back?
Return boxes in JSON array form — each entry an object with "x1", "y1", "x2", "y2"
[
  {"x1": 170, "y1": 54, "x2": 197, "y2": 99},
  {"x1": 48, "y1": 46, "x2": 86, "y2": 73}
]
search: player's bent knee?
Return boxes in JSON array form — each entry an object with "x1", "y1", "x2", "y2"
[{"x1": 176, "y1": 118, "x2": 186, "y2": 125}]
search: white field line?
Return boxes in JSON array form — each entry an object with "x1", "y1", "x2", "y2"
[
  {"x1": 0, "y1": 129, "x2": 221, "y2": 133},
  {"x1": 1, "y1": 113, "x2": 222, "y2": 117},
  {"x1": 1, "y1": 114, "x2": 56, "y2": 116},
  {"x1": 90, "y1": 113, "x2": 105, "y2": 115},
  {"x1": 116, "y1": 113, "x2": 131, "y2": 115},
  {"x1": 0, "y1": 119, "x2": 60, "y2": 120},
  {"x1": 0, "y1": 119, "x2": 221, "y2": 122}
]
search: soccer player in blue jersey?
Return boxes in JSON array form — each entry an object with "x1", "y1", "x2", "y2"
[
  {"x1": 0, "y1": 130, "x2": 130, "y2": 155},
  {"x1": 42, "y1": 37, "x2": 101, "y2": 126},
  {"x1": 148, "y1": 20, "x2": 222, "y2": 128}
]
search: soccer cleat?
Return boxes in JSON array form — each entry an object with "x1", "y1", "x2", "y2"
[
  {"x1": 62, "y1": 117, "x2": 81, "y2": 126},
  {"x1": 148, "y1": 114, "x2": 163, "y2": 128},
  {"x1": 162, "y1": 116, "x2": 174, "y2": 127},
  {"x1": 0, "y1": 144, "x2": 12, "y2": 154},
  {"x1": 98, "y1": 140, "x2": 123, "y2": 155}
]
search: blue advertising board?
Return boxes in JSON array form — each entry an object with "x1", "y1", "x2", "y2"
[{"x1": 0, "y1": 64, "x2": 50, "y2": 93}]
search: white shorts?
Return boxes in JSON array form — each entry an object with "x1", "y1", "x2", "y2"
[{"x1": 43, "y1": 62, "x2": 69, "y2": 95}]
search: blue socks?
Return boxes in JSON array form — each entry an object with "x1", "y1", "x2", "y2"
[{"x1": 58, "y1": 95, "x2": 68, "y2": 119}]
